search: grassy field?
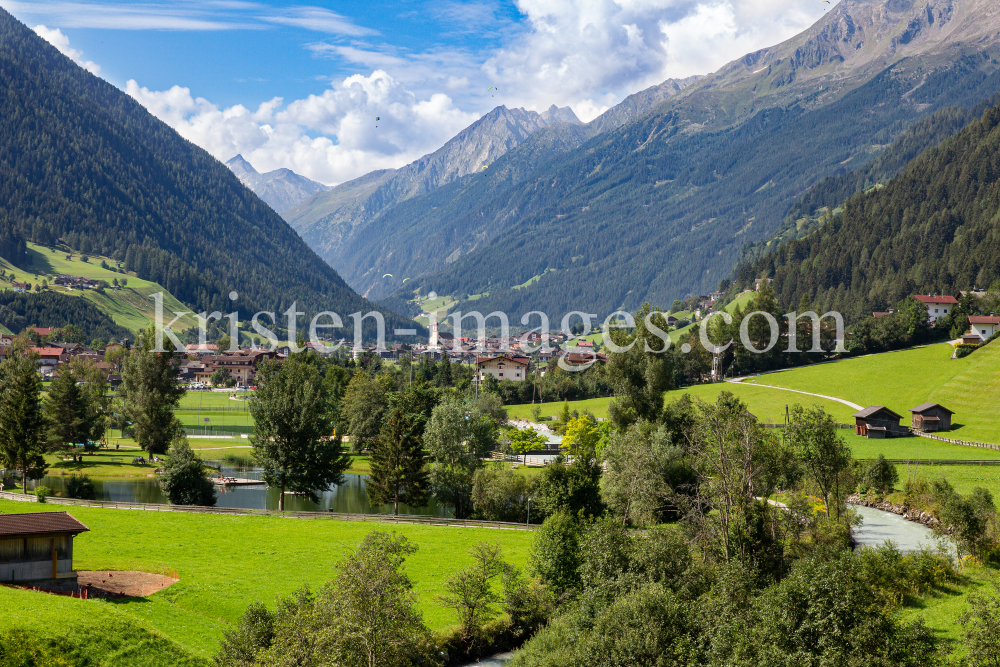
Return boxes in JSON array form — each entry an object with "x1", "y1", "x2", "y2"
[
  {"x1": 899, "y1": 563, "x2": 995, "y2": 657},
  {"x1": 744, "y1": 342, "x2": 1000, "y2": 444},
  {"x1": 0, "y1": 243, "x2": 198, "y2": 333},
  {"x1": 0, "y1": 500, "x2": 535, "y2": 658}
]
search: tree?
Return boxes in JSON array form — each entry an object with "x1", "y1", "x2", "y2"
[
  {"x1": 533, "y1": 456, "x2": 604, "y2": 520},
  {"x1": 787, "y1": 405, "x2": 852, "y2": 519},
  {"x1": 471, "y1": 466, "x2": 532, "y2": 522},
  {"x1": 116, "y1": 329, "x2": 185, "y2": 458},
  {"x1": 211, "y1": 366, "x2": 235, "y2": 387},
  {"x1": 317, "y1": 532, "x2": 431, "y2": 667},
  {"x1": 44, "y1": 368, "x2": 98, "y2": 451},
  {"x1": 860, "y1": 454, "x2": 899, "y2": 496},
  {"x1": 159, "y1": 435, "x2": 217, "y2": 506},
  {"x1": 424, "y1": 397, "x2": 497, "y2": 519},
  {"x1": 507, "y1": 426, "x2": 548, "y2": 464},
  {"x1": 606, "y1": 304, "x2": 674, "y2": 429},
  {"x1": 562, "y1": 413, "x2": 601, "y2": 458},
  {"x1": 0, "y1": 343, "x2": 46, "y2": 491},
  {"x1": 437, "y1": 354, "x2": 453, "y2": 387},
  {"x1": 70, "y1": 356, "x2": 110, "y2": 446},
  {"x1": 602, "y1": 420, "x2": 693, "y2": 526},
  {"x1": 249, "y1": 356, "x2": 350, "y2": 511},
  {"x1": 215, "y1": 602, "x2": 275, "y2": 667},
  {"x1": 341, "y1": 372, "x2": 391, "y2": 451},
  {"x1": 65, "y1": 474, "x2": 97, "y2": 500},
  {"x1": 439, "y1": 541, "x2": 507, "y2": 646},
  {"x1": 367, "y1": 407, "x2": 429, "y2": 515},
  {"x1": 528, "y1": 511, "x2": 582, "y2": 596}
]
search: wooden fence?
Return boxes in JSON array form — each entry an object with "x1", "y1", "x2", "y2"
[
  {"x1": 911, "y1": 430, "x2": 1000, "y2": 452},
  {"x1": 855, "y1": 459, "x2": 1000, "y2": 466},
  {"x1": 0, "y1": 492, "x2": 538, "y2": 531}
]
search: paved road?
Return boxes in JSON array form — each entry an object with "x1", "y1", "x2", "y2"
[{"x1": 726, "y1": 377, "x2": 863, "y2": 411}]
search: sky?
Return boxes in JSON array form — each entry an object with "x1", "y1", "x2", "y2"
[{"x1": 2, "y1": 0, "x2": 838, "y2": 186}]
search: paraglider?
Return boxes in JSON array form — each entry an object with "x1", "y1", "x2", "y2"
[
  {"x1": 488, "y1": 86, "x2": 497, "y2": 97},
  {"x1": 402, "y1": 277, "x2": 410, "y2": 283},
  {"x1": 383, "y1": 273, "x2": 393, "y2": 279}
]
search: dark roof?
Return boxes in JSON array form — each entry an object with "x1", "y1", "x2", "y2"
[
  {"x1": 909, "y1": 402, "x2": 954, "y2": 415},
  {"x1": 0, "y1": 512, "x2": 89, "y2": 537},
  {"x1": 852, "y1": 406, "x2": 903, "y2": 420}
]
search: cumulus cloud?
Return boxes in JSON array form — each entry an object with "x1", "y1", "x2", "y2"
[
  {"x1": 480, "y1": 0, "x2": 832, "y2": 120},
  {"x1": 126, "y1": 71, "x2": 479, "y2": 186},
  {"x1": 33, "y1": 24, "x2": 101, "y2": 74}
]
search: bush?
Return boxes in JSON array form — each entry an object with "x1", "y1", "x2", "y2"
[
  {"x1": 34, "y1": 486, "x2": 50, "y2": 503},
  {"x1": 159, "y1": 436, "x2": 217, "y2": 506},
  {"x1": 955, "y1": 344, "x2": 979, "y2": 358},
  {"x1": 528, "y1": 511, "x2": 582, "y2": 596},
  {"x1": 859, "y1": 455, "x2": 899, "y2": 496},
  {"x1": 65, "y1": 474, "x2": 97, "y2": 500},
  {"x1": 471, "y1": 466, "x2": 532, "y2": 522},
  {"x1": 960, "y1": 578, "x2": 1000, "y2": 667}
]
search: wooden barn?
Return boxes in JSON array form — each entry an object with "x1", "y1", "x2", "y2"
[
  {"x1": 852, "y1": 406, "x2": 906, "y2": 439},
  {"x1": 0, "y1": 512, "x2": 89, "y2": 588},
  {"x1": 909, "y1": 403, "x2": 954, "y2": 432}
]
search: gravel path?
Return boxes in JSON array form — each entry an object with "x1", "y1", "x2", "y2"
[{"x1": 725, "y1": 377, "x2": 863, "y2": 411}]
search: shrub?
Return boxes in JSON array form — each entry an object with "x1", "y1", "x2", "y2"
[
  {"x1": 65, "y1": 474, "x2": 97, "y2": 500},
  {"x1": 34, "y1": 486, "x2": 50, "y2": 503},
  {"x1": 859, "y1": 455, "x2": 899, "y2": 496},
  {"x1": 471, "y1": 466, "x2": 532, "y2": 522},
  {"x1": 159, "y1": 436, "x2": 217, "y2": 506},
  {"x1": 528, "y1": 511, "x2": 582, "y2": 596},
  {"x1": 955, "y1": 344, "x2": 978, "y2": 358}
]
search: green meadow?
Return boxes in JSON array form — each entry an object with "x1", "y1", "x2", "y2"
[{"x1": 0, "y1": 501, "x2": 534, "y2": 659}]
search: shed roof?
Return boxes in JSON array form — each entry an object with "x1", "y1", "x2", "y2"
[
  {"x1": 0, "y1": 512, "x2": 89, "y2": 537},
  {"x1": 852, "y1": 406, "x2": 903, "y2": 420},
  {"x1": 909, "y1": 402, "x2": 954, "y2": 415},
  {"x1": 969, "y1": 316, "x2": 1000, "y2": 325}
]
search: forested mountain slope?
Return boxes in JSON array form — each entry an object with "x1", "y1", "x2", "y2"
[
  {"x1": 288, "y1": 78, "x2": 698, "y2": 299},
  {"x1": 0, "y1": 8, "x2": 413, "y2": 336},
  {"x1": 367, "y1": 0, "x2": 1000, "y2": 317},
  {"x1": 737, "y1": 96, "x2": 1000, "y2": 322}
]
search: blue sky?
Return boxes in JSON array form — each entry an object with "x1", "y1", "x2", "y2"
[{"x1": 2, "y1": 0, "x2": 835, "y2": 185}]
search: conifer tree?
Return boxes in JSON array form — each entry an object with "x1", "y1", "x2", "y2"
[
  {"x1": 116, "y1": 329, "x2": 184, "y2": 459},
  {"x1": 368, "y1": 407, "x2": 429, "y2": 515},
  {"x1": 437, "y1": 354, "x2": 453, "y2": 387},
  {"x1": 44, "y1": 368, "x2": 97, "y2": 451},
  {"x1": 0, "y1": 342, "x2": 46, "y2": 491}
]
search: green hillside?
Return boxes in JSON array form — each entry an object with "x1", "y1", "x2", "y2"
[
  {"x1": 0, "y1": 501, "x2": 533, "y2": 658},
  {"x1": 0, "y1": 9, "x2": 416, "y2": 338},
  {"x1": 0, "y1": 243, "x2": 198, "y2": 333},
  {"x1": 738, "y1": 95, "x2": 1000, "y2": 320},
  {"x1": 744, "y1": 342, "x2": 1000, "y2": 444}
]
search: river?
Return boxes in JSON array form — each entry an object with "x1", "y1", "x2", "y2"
[{"x1": 850, "y1": 504, "x2": 951, "y2": 554}]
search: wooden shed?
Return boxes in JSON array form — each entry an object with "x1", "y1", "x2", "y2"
[
  {"x1": 0, "y1": 512, "x2": 89, "y2": 588},
  {"x1": 909, "y1": 403, "x2": 954, "y2": 432},
  {"x1": 852, "y1": 406, "x2": 905, "y2": 439}
]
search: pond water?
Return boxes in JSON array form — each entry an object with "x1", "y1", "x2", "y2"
[
  {"x1": 39, "y1": 465, "x2": 447, "y2": 516},
  {"x1": 850, "y1": 504, "x2": 950, "y2": 554}
]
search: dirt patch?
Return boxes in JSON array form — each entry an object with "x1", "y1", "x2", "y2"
[{"x1": 77, "y1": 570, "x2": 179, "y2": 598}]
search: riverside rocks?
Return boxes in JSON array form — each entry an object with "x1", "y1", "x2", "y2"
[{"x1": 847, "y1": 493, "x2": 945, "y2": 531}]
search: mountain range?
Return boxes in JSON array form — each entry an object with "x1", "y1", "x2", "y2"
[
  {"x1": 226, "y1": 155, "x2": 330, "y2": 214},
  {"x1": 281, "y1": 0, "x2": 1000, "y2": 321},
  {"x1": 0, "y1": 7, "x2": 415, "y2": 339}
]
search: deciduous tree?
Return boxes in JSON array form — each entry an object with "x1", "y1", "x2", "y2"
[{"x1": 116, "y1": 329, "x2": 184, "y2": 459}]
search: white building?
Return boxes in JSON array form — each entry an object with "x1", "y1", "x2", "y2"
[
  {"x1": 913, "y1": 294, "x2": 958, "y2": 323},
  {"x1": 475, "y1": 353, "x2": 530, "y2": 383},
  {"x1": 969, "y1": 315, "x2": 1000, "y2": 342}
]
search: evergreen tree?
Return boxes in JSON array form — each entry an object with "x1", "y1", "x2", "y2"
[
  {"x1": 249, "y1": 355, "x2": 350, "y2": 511},
  {"x1": 44, "y1": 368, "x2": 97, "y2": 451},
  {"x1": 368, "y1": 407, "x2": 429, "y2": 515},
  {"x1": 437, "y1": 354, "x2": 453, "y2": 387},
  {"x1": 116, "y1": 329, "x2": 184, "y2": 458},
  {"x1": 0, "y1": 342, "x2": 46, "y2": 491},
  {"x1": 159, "y1": 435, "x2": 217, "y2": 506}
]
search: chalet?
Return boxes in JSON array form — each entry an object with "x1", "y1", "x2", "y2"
[
  {"x1": 185, "y1": 343, "x2": 219, "y2": 355},
  {"x1": 754, "y1": 278, "x2": 772, "y2": 291},
  {"x1": 709, "y1": 291, "x2": 723, "y2": 302},
  {"x1": 0, "y1": 512, "x2": 89, "y2": 588},
  {"x1": 28, "y1": 327, "x2": 55, "y2": 338},
  {"x1": 29, "y1": 347, "x2": 65, "y2": 367},
  {"x1": 852, "y1": 406, "x2": 907, "y2": 439},
  {"x1": 913, "y1": 295, "x2": 958, "y2": 323},
  {"x1": 909, "y1": 403, "x2": 954, "y2": 432},
  {"x1": 968, "y1": 315, "x2": 1000, "y2": 342},
  {"x1": 476, "y1": 353, "x2": 530, "y2": 383},
  {"x1": 11, "y1": 282, "x2": 28, "y2": 293}
]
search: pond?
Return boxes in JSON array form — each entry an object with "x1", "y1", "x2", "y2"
[
  {"x1": 850, "y1": 504, "x2": 951, "y2": 554},
  {"x1": 39, "y1": 465, "x2": 448, "y2": 516}
]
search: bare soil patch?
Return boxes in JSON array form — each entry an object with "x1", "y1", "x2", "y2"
[{"x1": 77, "y1": 570, "x2": 178, "y2": 598}]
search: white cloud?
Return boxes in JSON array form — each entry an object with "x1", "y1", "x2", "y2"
[
  {"x1": 33, "y1": 24, "x2": 101, "y2": 74},
  {"x1": 481, "y1": 0, "x2": 834, "y2": 120},
  {"x1": 259, "y1": 7, "x2": 377, "y2": 36},
  {"x1": 126, "y1": 71, "x2": 479, "y2": 186}
]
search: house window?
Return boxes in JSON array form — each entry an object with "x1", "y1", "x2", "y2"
[{"x1": 499, "y1": 373, "x2": 504, "y2": 378}]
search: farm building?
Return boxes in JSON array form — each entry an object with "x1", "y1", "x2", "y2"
[
  {"x1": 852, "y1": 406, "x2": 907, "y2": 439},
  {"x1": 0, "y1": 512, "x2": 89, "y2": 588},
  {"x1": 913, "y1": 295, "x2": 958, "y2": 323},
  {"x1": 968, "y1": 315, "x2": 1000, "y2": 342},
  {"x1": 909, "y1": 403, "x2": 954, "y2": 432}
]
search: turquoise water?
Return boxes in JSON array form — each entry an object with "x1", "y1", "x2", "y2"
[{"x1": 850, "y1": 504, "x2": 950, "y2": 554}]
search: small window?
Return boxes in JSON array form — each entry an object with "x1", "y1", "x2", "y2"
[{"x1": 499, "y1": 372, "x2": 504, "y2": 378}]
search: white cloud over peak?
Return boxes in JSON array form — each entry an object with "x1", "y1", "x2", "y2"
[
  {"x1": 126, "y1": 71, "x2": 479, "y2": 186},
  {"x1": 33, "y1": 24, "x2": 101, "y2": 74}
]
